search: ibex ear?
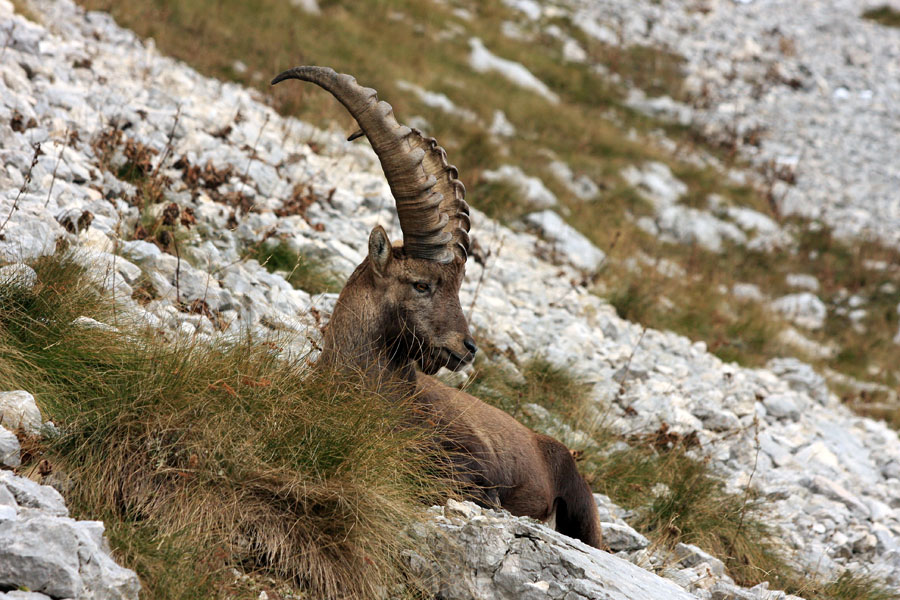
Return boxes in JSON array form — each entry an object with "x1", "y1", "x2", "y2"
[{"x1": 368, "y1": 225, "x2": 392, "y2": 277}]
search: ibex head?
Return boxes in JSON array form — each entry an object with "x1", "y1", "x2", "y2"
[
  {"x1": 366, "y1": 224, "x2": 476, "y2": 373},
  {"x1": 272, "y1": 67, "x2": 476, "y2": 374}
]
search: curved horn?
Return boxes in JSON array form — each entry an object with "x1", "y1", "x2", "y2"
[{"x1": 271, "y1": 66, "x2": 470, "y2": 262}]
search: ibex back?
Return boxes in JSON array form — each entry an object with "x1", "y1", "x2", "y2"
[{"x1": 272, "y1": 66, "x2": 602, "y2": 549}]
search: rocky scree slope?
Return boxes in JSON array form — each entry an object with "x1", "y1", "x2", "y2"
[
  {"x1": 1, "y1": 0, "x2": 900, "y2": 598},
  {"x1": 557, "y1": 0, "x2": 900, "y2": 246}
]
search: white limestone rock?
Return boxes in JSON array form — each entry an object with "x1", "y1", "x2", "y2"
[
  {"x1": 732, "y1": 282, "x2": 765, "y2": 302},
  {"x1": 0, "y1": 471, "x2": 67, "y2": 517},
  {"x1": 767, "y1": 357, "x2": 830, "y2": 406},
  {"x1": 626, "y1": 90, "x2": 694, "y2": 126},
  {"x1": 396, "y1": 80, "x2": 478, "y2": 123},
  {"x1": 0, "y1": 512, "x2": 140, "y2": 600},
  {"x1": 620, "y1": 162, "x2": 686, "y2": 209},
  {"x1": 0, "y1": 426, "x2": 21, "y2": 468},
  {"x1": 548, "y1": 160, "x2": 600, "y2": 200},
  {"x1": 408, "y1": 500, "x2": 701, "y2": 600},
  {"x1": 469, "y1": 38, "x2": 559, "y2": 103},
  {"x1": 655, "y1": 205, "x2": 747, "y2": 252},
  {"x1": 488, "y1": 109, "x2": 517, "y2": 138},
  {"x1": 0, "y1": 593, "x2": 54, "y2": 600},
  {"x1": 601, "y1": 522, "x2": 650, "y2": 552},
  {"x1": 0, "y1": 391, "x2": 42, "y2": 435},
  {"x1": 762, "y1": 393, "x2": 803, "y2": 421},
  {"x1": 289, "y1": 0, "x2": 320, "y2": 15},
  {"x1": 522, "y1": 210, "x2": 606, "y2": 273},
  {"x1": 770, "y1": 293, "x2": 827, "y2": 330},
  {"x1": 483, "y1": 165, "x2": 557, "y2": 209},
  {"x1": 726, "y1": 206, "x2": 781, "y2": 236},
  {"x1": 785, "y1": 273, "x2": 820, "y2": 292}
]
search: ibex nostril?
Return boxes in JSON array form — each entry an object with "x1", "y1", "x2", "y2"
[{"x1": 464, "y1": 338, "x2": 478, "y2": 355}]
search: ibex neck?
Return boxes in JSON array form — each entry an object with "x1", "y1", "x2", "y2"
[{"x1": 318, "y1": 261, "x2": 417, "y2": 387}]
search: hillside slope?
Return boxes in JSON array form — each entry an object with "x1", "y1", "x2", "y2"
[{"x1": 1, "y1": 0, "x2": 899, "y2": 598}]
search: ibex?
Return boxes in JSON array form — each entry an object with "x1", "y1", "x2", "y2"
[{"x1": 272, "y1": 66, "x2": 602, "y2": 549}]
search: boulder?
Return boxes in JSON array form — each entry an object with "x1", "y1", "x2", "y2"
[
  {"x1": 522, "y1": 210, "x2": 606, "y2": 272},
  {"x1": 0, "y1": 391, "x2": 42, "y2": 435},
  {"x1": 408, "y1": 500, "x2": 700, "y2": 600},
  {"x1": 0, "y1": 427, "x2": 21, "y2": 468},
  {"x1": 0, "y1": 472, "x2": 140, "y2": 600},
  {"x1": 601, "y1": 522, "x2": 650, "y2": 552},
  {"x1": 483, "y1": 165, "x2": 557, "y2": 209},
  {"x1": 770, "y1": 293, "x2": 827, "y2": 330}
]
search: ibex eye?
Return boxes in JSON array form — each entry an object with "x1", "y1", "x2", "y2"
[{"x1": 413, "y1": 282, "x2": 430, "y2": 294}]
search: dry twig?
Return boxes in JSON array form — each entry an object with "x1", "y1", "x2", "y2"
[
  {"x1": 467, "y1": 231, "x2": 505, "y2": 320},
  {"x1": 45, "y1": 128, "x2": 71, "y2": 207},
  {"x1": 151, "y1": 106, "x2": 182, "y2": 181},
  {"x1": 728, "y1": 415, "x2": 761, "y2": 556},
  {"x1": 0, "y1": 143, "x2": 40, "y2": 237},
  {"x1": 616, "y1": 327, "x2": 646, "y2": 403}
]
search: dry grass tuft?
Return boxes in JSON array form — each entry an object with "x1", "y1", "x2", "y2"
[
  {"x1": 10, "y1": 0, "x2": 42, "y2": 23},
  {"x1": 0, "y1": 251, "x2": 453, "y2": 599},
  {"x1": 862, "y1": 6, "x2": 900, "y2": 28}
]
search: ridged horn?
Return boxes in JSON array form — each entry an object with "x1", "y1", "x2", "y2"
[{"x1": 271, "y1": 66, "x2": 470, "y2": 263}]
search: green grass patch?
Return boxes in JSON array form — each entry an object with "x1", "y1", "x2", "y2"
[
  {"x1": 604, "y1": 255, "x2": 786, "y2": 369},
  {"x1": 592, "y1": 443, "x2": 783, "y2": 586},
  {"x1": 863, "y1": 6, "x2": 900, "y2": 28},
  {"x1": 466, "y1": 356, "x2": 596, "y2": 426},
  {"x1": 252, "y1": 240, "x2": 341, "y2": 295},
  {"x1": 0, "y1": 251, "x2": 453, "y2": 599},
  {"x1": 596, "y1": 218, "x2": 900, "y2": 417}
]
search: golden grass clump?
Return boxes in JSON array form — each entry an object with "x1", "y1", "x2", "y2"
[{"x1": 0, "y1": 251, "x2": 453, "y2": 599}]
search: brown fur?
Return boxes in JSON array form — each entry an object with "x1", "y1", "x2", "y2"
[{"x1": 320, "y1": 226, "x2": 602, "y2": 548}]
